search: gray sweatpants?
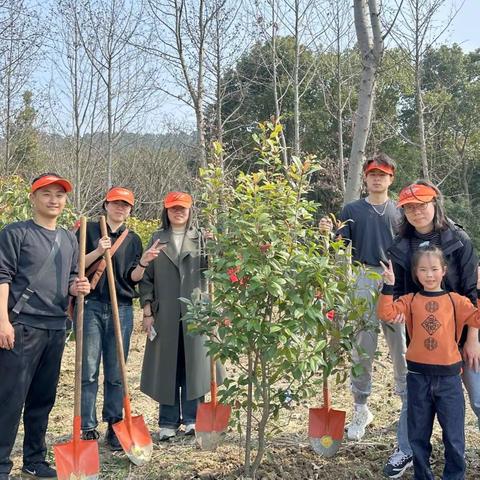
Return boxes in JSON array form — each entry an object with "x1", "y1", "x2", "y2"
[{"x1": 351, "y1": 266, "x2": 408, "y2": 404}]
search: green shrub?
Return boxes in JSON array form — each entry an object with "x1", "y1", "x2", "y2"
[{"x1": 0, "y1": 175, "x2": 76, "y2": 230}]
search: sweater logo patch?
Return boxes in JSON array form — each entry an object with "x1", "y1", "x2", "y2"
[
  {"x1": 425, "y1": 301, "x2": 439, "y2": 313},
  {"x1": 424, "y1": 337, "x2": 438, "y2": 351},
  {"x1": 422, "y1": 315, "x2": 441, "y2": 335}
]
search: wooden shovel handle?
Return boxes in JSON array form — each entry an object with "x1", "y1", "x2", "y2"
[
  {"x1": 99, "y1": 217, "x2": 131, "y2": 404},
  {"x1": 73, "y1": 217, "x2": 87, "y2": 434}
]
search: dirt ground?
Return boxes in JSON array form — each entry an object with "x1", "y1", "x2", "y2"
[{"x1": 10, "y1": 311, "x2": 480, "y2": 479}]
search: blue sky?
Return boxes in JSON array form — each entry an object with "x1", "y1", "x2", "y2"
[{"x1": 440, "y1": 0, "x2": 480, "y2": 50}]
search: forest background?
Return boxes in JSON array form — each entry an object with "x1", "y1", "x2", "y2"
[{"x1": 1, "y1": 0, "x2": 480, "y2": 246}]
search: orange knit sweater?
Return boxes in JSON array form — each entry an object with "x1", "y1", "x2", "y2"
[{"x1": 377, "y1": 286, "x2": 480, "y2": 375}]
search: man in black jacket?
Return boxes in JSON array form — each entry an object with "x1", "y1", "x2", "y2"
[{"x1": 0, "y1": 173, "x2": 90, "y2": 480}]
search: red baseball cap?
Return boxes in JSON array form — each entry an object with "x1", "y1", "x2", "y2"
[
  {"x1": 164, "y1": 191, "x2": 193, "y2": 209},
  {"x1": 31, "y1": 174, "x2": 73, "y2": 193},
  {"x1": 105, "y1": 187, "x2": 135, "y2": 206},
  {"x1": 397, "y1": 184, "x2": 438, "y2": 207},
  {"x1": 364, "y1": 160, "x2": 395, "y2": 176}
]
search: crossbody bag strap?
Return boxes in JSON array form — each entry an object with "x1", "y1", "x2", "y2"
[
  {"x1": 11, "y1": 229, "x2": 63, "y2": 315},
  {"x1": 446, "y1": 292, "x2": 458, "y2": 344},
  {"x1": 88, "y1": 228, "x2": 129, "y2": 290}
]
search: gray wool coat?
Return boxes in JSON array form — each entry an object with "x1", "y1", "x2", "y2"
[{"x1": 138, "y1": 227, "x2": 224, "y2": 405}]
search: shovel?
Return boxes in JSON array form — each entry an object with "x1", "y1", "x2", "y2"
[
  {"x1": 195, "y1": 281, "x2": 231, "y2": 451},
  {"x1": 195, "y1": 355, "x2": 231, "y2": 450},
  {"x1": 308, "y1": 375, "x2": 346, "y2": 457},
  {"x1": 99, "y1": 216, "x2": 153, "y2": 466},
  {"x1": 54, "y1": 216, "x2": 100, "y2": 480},
  {"x1": 308, "y1": 238, "x2": 349, "y2": 457}
]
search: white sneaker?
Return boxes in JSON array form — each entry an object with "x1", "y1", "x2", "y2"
[
  {"x1": 158, "y1": 427, "x2": 176, "y2": 441},
  {"x1": 347, "y1": 404, "x2": 374, "y2": 440},
  {"x1": 184, "y1": 423, "x2": 195, "y2": 436}
]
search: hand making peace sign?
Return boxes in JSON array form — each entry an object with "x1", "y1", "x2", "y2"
[{"x1": 380, "y1": 259, "x2": 395, "y2": 286}]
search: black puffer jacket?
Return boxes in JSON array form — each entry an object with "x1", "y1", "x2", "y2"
[{"x1": 388, "y1": 220, "x2": 478, "y2": 344}]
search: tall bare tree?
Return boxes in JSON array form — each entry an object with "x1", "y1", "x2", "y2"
[
  {"x1": 0, "y1": 0, "x2": 43, "y2": 173},
  {"x1": 48, "y1": 0, "x2": 105, "y2": 210},
  {"x1": 76, "y1": 0, "x2": 156, "y2": 188},
  {"x1": 317, "y1": 0, "x2": 356, "y2": 193},
  {"x1": 344, "y1": 0, "x2": 384, "y2": 203},
  {"x1": 147, "y1": 0, "x2": 228, "y2": 169},
  {"x1": 392, "y1": 0, "x2": 457, "y2": 180}
]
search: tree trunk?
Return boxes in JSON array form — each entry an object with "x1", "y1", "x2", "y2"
[
  {"x1": 336, "y1": 20, "x2": 345, "y2": 193},
  {"x1": 415, "y1": 69, "x2": 429, "y2": 179},
  {"x1": 271, "y1": 0, "x2": 289, "y2": 166},
  {"x1": 292, "y1": 0, "x2": 300, "y2": 157},
  {"x1": 250, "y1": 352, "x2": 271, "y2": 479},
  {"x1": 107, "y1": 58, "x2": 113, "y2": 188},
  {"x1": 345, "y1": 0, "x2": 383, "y2": 204},
  {"x1": 244, "y1": 352, "x2": 254, "y2": 477}
]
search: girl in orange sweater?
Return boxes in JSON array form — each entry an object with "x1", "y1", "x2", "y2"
[{"x1": 378, "y1": 245, "x2": 480, "y2": 480}]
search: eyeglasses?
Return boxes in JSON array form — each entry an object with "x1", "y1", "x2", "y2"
[{"x1": 403, "y1": 202, "x2": 432, "y2": 213}]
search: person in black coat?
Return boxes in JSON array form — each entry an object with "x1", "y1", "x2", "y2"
[{"x1": 385, "y1": 180, "x2": 480, "y2": 478}]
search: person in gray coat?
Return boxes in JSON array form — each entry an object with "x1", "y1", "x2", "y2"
[{"x1": 139, "y1": 191, "x2": 224, "y2": 441}]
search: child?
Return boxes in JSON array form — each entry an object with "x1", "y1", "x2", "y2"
[{"x1": 378, "y1": 245, "x2": 480, "y2": 480}]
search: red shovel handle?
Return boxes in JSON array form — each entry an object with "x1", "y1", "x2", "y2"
[{"x1": 210, "y1": 356, "x2": 217, "y2": 406}]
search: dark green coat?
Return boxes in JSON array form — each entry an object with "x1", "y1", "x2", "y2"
[{"x1": 139, "y1": 227, "x2": 224, "y2": 405}]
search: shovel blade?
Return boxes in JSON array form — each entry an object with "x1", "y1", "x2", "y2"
[
  {"x1": 53, "y1": 439, "x2": 100, "y2": 480},
  {"x1": 196, "y1": 402, "x2": 231, "y2": 434},
  {"x1": 112, "y1": 415, "x2": 153, "y2": 466},
  {"x1": 195, "y1": 430, "x2": 226, "y2": 451},
  {"x1": 309, "y1": 436, "x2": 342, "y2": 457},
  {"x1": 308, "y1": 406, "x2": 346, "y2": 441}
]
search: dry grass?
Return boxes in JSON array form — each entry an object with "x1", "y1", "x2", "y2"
[{"x1": 10, "y1": 311, "x2": 480, "y2": 479}]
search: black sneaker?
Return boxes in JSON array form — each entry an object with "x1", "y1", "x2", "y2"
[
  {"x1": 81, "y1": 428, "x2": 100, "y2": 440},
  {"x1": 106, "y1": 422, "x2": 123, "y2": 451},
  {"x1": 383, "y1": 447, "x2": 413, "y2": 478},
  {"x1": 21, "y1": 462, "x2": 57, "y2": 479}
]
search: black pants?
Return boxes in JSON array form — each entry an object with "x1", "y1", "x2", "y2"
[{"x1": 0, "y1": 324, "x2": 65, "y2": 474}]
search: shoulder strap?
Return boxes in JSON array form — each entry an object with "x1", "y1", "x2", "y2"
[
  {"x1": 11, "y1": 228, "x2": 63, "y2": 315},
  {"x1": 88, "y1": 228, "x2": 130, "y2": 290},
  {"x1": 446, "y1": 292, "x2": 458, "y2": 344}
]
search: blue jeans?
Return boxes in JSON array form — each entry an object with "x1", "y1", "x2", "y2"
[
  {"x1": 80, "y1": 299, "x2": 133, "y2": 431},
  {"x1": 462, "y1": 360, "x2": 480, "y2": 429},
  {"x1": 159, "y1": 326, "x2": 203, "y2": 429},
  {"x1": 407, "y1": 373, "x2": 465, "y2": 480}
]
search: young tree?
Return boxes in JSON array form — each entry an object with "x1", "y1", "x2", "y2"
[{"x1": 185, "y1": 122, "x2": 370, "y2": 478}]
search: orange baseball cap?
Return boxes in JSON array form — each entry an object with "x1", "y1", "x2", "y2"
[
  {"x1": 105, "y1": 187, "x2": 135, "y2": 206},
  {"x1": 397, "y1": 184, "x2": 438, "y2": 207},
  {"x1": 364, "y1": 160, "x2": 395, "y2": 176},
  {"x1": 164, "y1": 191, "x2": 193, "y2": 209},
  {"x1": 31, "y1": 174, "x2": 73, "y2": 193}
]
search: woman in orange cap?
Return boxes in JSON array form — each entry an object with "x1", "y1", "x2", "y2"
[
  {"x1": 79, "y1": 187, "x2": 163, "y2": 450},
  {"x1": 139, "y1": 191, "x2": 224, "y2": 441},
  {"x1": 386, "y1": 180, "x2": 480, "y2": 478}
]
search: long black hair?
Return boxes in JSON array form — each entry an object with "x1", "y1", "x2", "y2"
[
  {"x1": 397, "y1": 180, "x2": 449, "y2": 238},
  {"x1": 160, "y1": 206, "x2": 193, "y2": 230}
]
